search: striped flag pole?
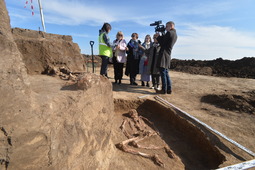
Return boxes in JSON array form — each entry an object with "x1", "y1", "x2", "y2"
[
  {"x1": 30, "y1": 0, "x2": 34, "y2": 15},
  {"x1": 24, "y1": 0, "x2": 34, "y2": 15},
  {"x1": 24, "y1": 0, "x2": 46, "y2": 32},
  {"x1": 38, "y1": 0, "x2": 46, "y2": 32}
]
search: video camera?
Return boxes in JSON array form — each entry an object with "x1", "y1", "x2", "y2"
[{"x1": 150, "y1": 20, "x2": 165, "y2": 33}]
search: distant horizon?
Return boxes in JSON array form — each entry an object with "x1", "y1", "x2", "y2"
[
  {"x1": 82, "y1": 50, "x2": 254, "y2": 61},
  {"x1": 173, "y1": 56, "x2": 255, "y2": 61},
  {"x1": 6, "y1": 0, "x2": 255, "y2": 61}
]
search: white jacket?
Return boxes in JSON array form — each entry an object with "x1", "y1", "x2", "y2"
[{"x1": 113, "y1": 39, "x2": 127, "y2": 63}]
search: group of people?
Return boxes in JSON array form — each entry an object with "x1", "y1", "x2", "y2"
[{"x1": 98, "y1": 21, "x2": 177, "y2": 94}]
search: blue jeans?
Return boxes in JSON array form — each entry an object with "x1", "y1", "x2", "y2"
[
  {"x1": 100, "y1": 55, "x2": 109, "y2": 76},
  {"x1": 159, "y1": 67, "x2": 171, "y2": 92}
]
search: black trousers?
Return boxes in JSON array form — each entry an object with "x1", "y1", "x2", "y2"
[
  {"x1": 113, "y1": 62, "x2": 124, "y2": 81},
  {"x1": 129, "y1": 59, "x2": 139, "y2": 84},
  {"x1": 100, "y1": 55, "x2": 109, "y2": 76},
  {"x1": 151, "y1": 74, "x2": 160, "y2": 87}
]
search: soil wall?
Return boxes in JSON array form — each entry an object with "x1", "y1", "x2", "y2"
[
  {"x1": 0, "y1": 1, "x2": 115, "y2": 169},
  {"x1": 12, "y1": 28, "x2": 86, "y2": 75}
]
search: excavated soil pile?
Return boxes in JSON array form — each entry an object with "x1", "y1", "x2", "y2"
[
  {"x1": 171, "y1": 57, "x2": 255, "y2": 78},
  {"x1": 12, "y1": 27, "x2": 86, "y2": 75},
  {"x1": 111, "y1": 99, "x2": 225, "y2": 170},
  {"x1": 201, "y1": 90, "x2": 255, "y2": 114},
  {"x1": 1, "y1": 1, "x2": 115, "y2": 169}
]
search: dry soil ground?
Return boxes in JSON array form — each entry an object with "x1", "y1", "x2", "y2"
[
  {"x1": 27, "y1": 66, "x2": 255, "y2": 169},
  {"x1": 103, "y1": 65, "x2": 255, "y2": 169}
]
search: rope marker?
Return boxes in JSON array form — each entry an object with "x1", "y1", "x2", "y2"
[{"x1": 154, "y1": 96, "x2": 255, "y2": 157}]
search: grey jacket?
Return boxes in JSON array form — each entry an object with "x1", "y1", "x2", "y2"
[{"x1": 156, "y1": 29, "x2": 177, "y2": 69}]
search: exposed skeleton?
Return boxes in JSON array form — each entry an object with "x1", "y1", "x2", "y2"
[
  {"x1": 44, "y1": 66, "x2": 83, "y2": 82},
  {"x1": 116, "y1": 109, "x2": 175, "y2": 167}
]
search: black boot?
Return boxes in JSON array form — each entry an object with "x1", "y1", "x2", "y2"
[
  {"x1": 146, "y1": 82, "x2": 150, "y2": 87},
  {"x1": 141, "y1": 81, "x2": 145, "y2": 86},
  {"x1": 155, "y1": 89, "x2": 166, "y2": 94},
  {"x1": 167, "y1": 90, "x2": 172, "y2": 94}
]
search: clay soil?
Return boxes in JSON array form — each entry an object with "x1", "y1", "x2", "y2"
[
  {"x1": 103, "y1": 65, "x2": 255, "y2": 169},
  {"x1": 22, "y1": 66, "x2": 255, "y2": 170}
]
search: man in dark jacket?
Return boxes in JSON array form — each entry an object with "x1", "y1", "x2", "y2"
[{"x1": 155, "y1": 21, "x2": 177, "y2": 94}]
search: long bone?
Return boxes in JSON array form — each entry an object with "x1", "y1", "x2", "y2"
[
  {"x1": 116, "y1": 109, "x2": 176, "y2": 166},
  {"x1": 115, "y1": 137, "x2": 165, "y2": 167}
]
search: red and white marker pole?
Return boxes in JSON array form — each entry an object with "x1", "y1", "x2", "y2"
[
  {"x1": 24, "y1": 0, "x2": 34, "y2": 15},
  {"x1": 24, "y1": 0, "x2": 46, "y2": 32}
]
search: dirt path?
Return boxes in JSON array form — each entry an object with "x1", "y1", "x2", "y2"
[{"x1": 105, "y1": 67, "x2": 255, "y2": 168}]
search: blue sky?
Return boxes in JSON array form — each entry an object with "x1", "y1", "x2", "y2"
[{"x1": 5, "y1": 0, "x2": 255, "y2": 60}]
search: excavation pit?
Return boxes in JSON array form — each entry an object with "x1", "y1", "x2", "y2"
[{"x1": 112, "y1": 99, "x2": 226, "y2": 169}]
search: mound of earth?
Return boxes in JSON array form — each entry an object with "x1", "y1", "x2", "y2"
[
  {"x1": 171, "y1": 57, "x2": 255, "y2": 78},
  {"x1": 201, "y1": 91, "x2": 255, "y2": 114},
  {"x1": 1, "y1": 1, "x2": 115, "y2": 169},
  {"x1": 12, "y1": 27, "x2": 86, "y2": 75}
]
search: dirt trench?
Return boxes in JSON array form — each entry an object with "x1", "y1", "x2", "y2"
[{"x1": 111, "y1": 99, "x2": 226, "y2": 170}]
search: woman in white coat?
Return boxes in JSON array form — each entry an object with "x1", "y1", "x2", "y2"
[{"x1": 112, "y1": 31, "x2": 128, "y2": 84}]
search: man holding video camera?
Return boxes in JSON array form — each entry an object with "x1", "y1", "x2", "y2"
[{"x1": 155, "y1": 21, "x2": 177, "y2": 94}]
